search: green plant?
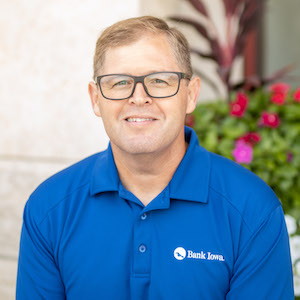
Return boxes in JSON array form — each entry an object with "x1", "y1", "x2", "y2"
[{"x1": 188, "y1": 84, "x2": 300, "y2": 216}]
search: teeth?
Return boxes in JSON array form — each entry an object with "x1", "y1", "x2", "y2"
[{"x1": 127, "y1": 118, "x2": 154, "y2": 122}]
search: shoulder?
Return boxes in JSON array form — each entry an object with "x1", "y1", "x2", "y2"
[
  {"x1": 25, "y1": 151, "x2": 104, "y2": 224},
  {"x1": 207, "y1": 151, "x2": 281, "y2": 233}
]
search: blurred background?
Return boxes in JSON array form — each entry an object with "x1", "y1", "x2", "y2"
[{"x1": 0, "y1": 0, "x2": 299, "y2": 298}]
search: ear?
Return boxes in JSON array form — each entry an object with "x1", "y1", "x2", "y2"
[
  {"x1": 186, "y1": 76, "x2": 201, "y2": 114},
  {"x1": 88, "y1": 81, "x2": 102, "y2": 117}
]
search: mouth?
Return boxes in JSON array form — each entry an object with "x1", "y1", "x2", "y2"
[{"x1": 125, "y1": 117, "x2": 157, "y2": 123}]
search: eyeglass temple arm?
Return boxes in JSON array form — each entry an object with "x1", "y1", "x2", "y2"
[{"x1": 182, "y1": 73, "x2": 191, "y2": 80}]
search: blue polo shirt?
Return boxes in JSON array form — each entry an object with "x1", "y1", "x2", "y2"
[{"x1": 16, "y1": 126, "x2": 294, "y2": 299}]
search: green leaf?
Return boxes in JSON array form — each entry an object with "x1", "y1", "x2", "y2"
[{"x1": 276, "y1": 166, "x2": 298, "y2": 179}]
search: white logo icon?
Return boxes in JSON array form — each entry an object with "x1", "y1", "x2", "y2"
[{"x1": 174, "y1": 247, "x2": 186, "y2": 260}]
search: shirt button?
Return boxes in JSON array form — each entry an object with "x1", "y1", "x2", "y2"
[
  {"x1": 140, "y1": 213, "x2": 147, "y2": 220},
  {"x1": 139, "y1": 244, "x2": 147, "y2": 253}
]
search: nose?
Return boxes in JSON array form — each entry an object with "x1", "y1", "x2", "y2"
[{"x1": 129, "y1": 82, "x2": 152, "y2": 105}]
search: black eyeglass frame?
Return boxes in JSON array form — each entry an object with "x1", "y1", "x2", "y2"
[{"x1": 96, "y1": 71, "x2": 191, "y2": 100}]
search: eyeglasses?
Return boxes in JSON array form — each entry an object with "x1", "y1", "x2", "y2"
[{"x1": 96, "y1": 71, "x2": 191, "y2": 100}]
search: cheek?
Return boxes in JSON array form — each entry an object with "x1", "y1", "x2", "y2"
[
  {"x1": 163, "y1": 97, "x2": 188, "y2": 120},
  {"x1": 99, "y1": 101, "x2": 122, "y2": 121}
]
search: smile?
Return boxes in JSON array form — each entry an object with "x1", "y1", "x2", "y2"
[{"x1": 126, "y1": 118, "x2": 156, "y2": 122}]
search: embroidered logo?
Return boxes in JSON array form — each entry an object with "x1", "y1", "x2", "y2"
[{"x1": 174, "y1": 247, "x2": 225, "y2": 262}]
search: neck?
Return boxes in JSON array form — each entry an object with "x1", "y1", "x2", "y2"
[{"x1": 111, "y1": 138, "x2": 188, "y2": 206}]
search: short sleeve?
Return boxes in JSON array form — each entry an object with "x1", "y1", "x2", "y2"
[
  {"x1": 16, "y1": 200, "x2": 65, "y2": 299},
  {"x1": 226, "y1": 205, "x2": 294, "y2": 299}
]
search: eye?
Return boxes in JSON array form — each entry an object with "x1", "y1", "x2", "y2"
[
  {"x1": 151, "y1": 78, "x2": 168, "y2": 85},
  {"x1": 114, "y1": 80, "x2": 129, "y2": 86}
]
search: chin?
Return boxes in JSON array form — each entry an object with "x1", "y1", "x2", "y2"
[
  {"x1": 114, "y1": 136, "x2": 164, "y2": 155},
  {"x1": 122, "y1": 142, "x2": 160, "y2": 155}
]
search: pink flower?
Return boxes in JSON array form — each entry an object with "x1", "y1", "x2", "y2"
[
  {"x1": 237, "y1": 132, "x2": 261, "y2": 147},
  {"x1": 259, "y1": 112, "x2": 280, "y2": 128},
  {"x1": 185, "y1": 114, "x2": 195, "y2": 127},
  {"x1": 271, "y1": 93, "x2": 286, "y2": 105},
  {"x1": 287, "y1": 151, "x2": 293, "y2": 163},
  {"x1": 293, "y1": 88, "x2": 300, "y2": 102},
  {"x1": 270, "y1": 83, "x2": 290, "y2": 105},
  {"x1": 232, "y1": 141, "x2": 253, "y2": 164},
  {"x1": 230, "y1": 92, "x2": 248, "y2": 117},
  {"x1": 270, "y1": 83, "x2": 290, "y2": 95}
]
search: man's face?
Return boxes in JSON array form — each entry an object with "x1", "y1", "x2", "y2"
[{"x1": 89, "y1": 34, "x2": 200, "y2": 156}]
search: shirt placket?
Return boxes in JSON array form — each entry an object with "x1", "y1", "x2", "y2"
[
  {"x1": 130, "y1": 211, "x2": 151, "y2": 299},
  {"x1": 119, "y1": 183, "x2": 170, "y2": 299}
]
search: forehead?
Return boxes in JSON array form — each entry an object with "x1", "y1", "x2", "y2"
[{"x1": 101, "y1": 34, "x2": 180, "y2": 75}]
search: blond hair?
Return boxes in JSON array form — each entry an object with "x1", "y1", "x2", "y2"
[{"x1": 93, "y1": 16, "x2": 192, "y2": 80}]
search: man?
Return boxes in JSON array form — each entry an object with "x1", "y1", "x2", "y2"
[{"x1": 16, "y1": 16, "x2": 294, "y2": 299}]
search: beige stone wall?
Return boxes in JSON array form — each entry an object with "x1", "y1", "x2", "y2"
[
  {"x1": 0, "y1": 0, "x2": 139, "y2": 298},
  {"x1": 0, "y1": 159, "x2": 69, "y2": 298}
]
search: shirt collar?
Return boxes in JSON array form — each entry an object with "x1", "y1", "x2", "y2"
[
  {"x1": 90, "y1": 143, "x2": 120, "y2": 195},
  {"x1": 169, "y1": 126, "x2": 210, "y2": 203},
  {"x1": 90, "y1": 126, "x2": 210, "y2": 204}
]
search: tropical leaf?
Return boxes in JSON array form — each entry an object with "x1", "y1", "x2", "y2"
[
  {"x1": 231, "y1": 75, "x2": 262, "y2": 92},
  {"x1": 186, "y1": 0, "x2": 208, "y2": 16},
  {"x1": 234, "y1": 18, "x2": 259, "y2": 57},
  {"x1": 230, "y1": 65, "x2": 295, "y2": 92},
  {"x1": 234, "y1": 0, "x2": 265, "y2": 56},
  {"x1": 169, "y1": 16, "x2": 212, "y2": 42},
  {"x1": 190, "y1": 48, "x2": 216, "y2": 61},
  {"x1": 169, "y1": 15, "x2": 224, "y2": 68},
  {"x1": 193, "y1": 67, "x2": 222, "y2": 97},
  {"x1": 169, "y1": 0, "x2": 293, "y2": 98},
  {"x1": 238, "y1": 1, "x2": 262, "y2": 34},
  {"x1": 210, "y1": 39, "x2": 223, "y2": 65},
  {"x1": 262, "y1": 64, "x2": 295, "y2": 85},
  {"x1": 223, "y1": 0, "x2": 242, "y2": 16}
]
